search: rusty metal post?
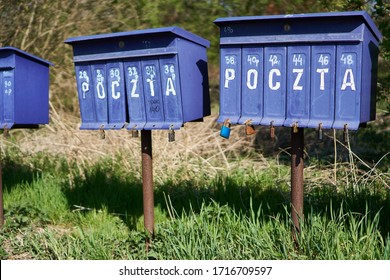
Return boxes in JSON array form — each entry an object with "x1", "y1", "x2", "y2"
[
  {"x1": 141, "y1": 130, "x2": 154, "y2": 249},
  {"x1": 291, "y1": 127, "x2": 304, "y2": 234}
]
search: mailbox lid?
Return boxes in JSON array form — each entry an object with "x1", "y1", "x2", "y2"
[
  {"x1": 0, "y1": 47, "x2": 53, "y2": 68},
  {"x1": 214, "y1": 11, "x2": 382, "y2": 44},
  {"x1": 65, "y1": 26, "x2": 210, "y2": 62}
]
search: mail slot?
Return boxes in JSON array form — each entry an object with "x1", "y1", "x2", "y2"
[
  {"x1": 65, "y1": 26, "x2": 210, "y2": 130},
  {"x1": 0, "y1": 47, "x2": 52, "y2": 129},
  {"x1": 215, "y1": 11, "x2": 382, "y2": 130}
]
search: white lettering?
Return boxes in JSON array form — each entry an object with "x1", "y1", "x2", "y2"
[
  {"x1": 318, "y1": 55, "x2": 329, "y2": 66},
  {"x1": 165, "y1": 77, "x2": 176, "y2": 96},
  {"x1": 4, "y1": 80, "x2": 12, "y2": 95},
  {"x1": 269, "y1": 69, "x2": 281, "y2": 90},
  {"x1": 293, "y1": 69, "x2": 304, "y2": 91},
  {"x1": 97, "y1": 82, "x2": 105, "y2": 99},
  {"x1": 269, "y1": 55, "x2": 279, "y2": 67},
  {"x1": 147, "y1": 78, "x2": 155, "y2": 97},
  {"x1": 316, "y1": 68, "x2": 329, "y2": 90},
  {"x1": 81, "y1": 82, "x2": 89, "y2": 99},
  {"x1": 246, "y1": 69, "x2": 258, "y2": 90},
  {"x1": 79, "y1": 70, "x2": 90, "y2": 99},
  {"x1": 96, "y1": 70, "x2": 105, "y2": 99},
  {"x1": 130, "y1": 79, "x2": 139, "y2": 98},
  {"x1": 224, "y1": 68, "x2": 235, "y2": 88},
  {"x1": 111, "y1": 81, "x2": 120, "y2": 99},
  {"x1": 341, "y1": 69, "x2": 356, "y2": 91}
]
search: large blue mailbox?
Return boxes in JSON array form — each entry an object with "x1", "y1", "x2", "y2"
[
  {"x1": 65, "y1": 27, "x2": 210, "y2": 130},
  {"x1": 0, "y1": 47, "x2": 52, "y2": 129},
  {"x1": 215, "y1": 11, "x2": 382, "y2": 131}
]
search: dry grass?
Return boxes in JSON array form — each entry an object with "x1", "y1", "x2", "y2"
[
  {"x1": 3, "y1": 105, "x2": 271, "y2": 184},
  {"x1": 2, "y1": 102, "x2": 388, "y2": 189}
]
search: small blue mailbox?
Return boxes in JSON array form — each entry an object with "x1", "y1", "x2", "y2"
[
  {"x1": 0, "y1": 47, "x2": 52, "y2": 129},
  {"x1": 65, "y1": 27, "x2": 210, "y2": 130},
  {"x1": 215, "y1": 11, "x2": 382, "y2": 131}
]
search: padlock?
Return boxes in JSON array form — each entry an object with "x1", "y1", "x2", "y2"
[
  {"x1": 99, "y1": 125, "x2": 105, "y2": 140},
  {"x1": 168, "y1": 126, "x2": 175, "y2": 142},
  {"x1": 270, "y1": 121, "x2": 275, "y2": 139},
  {"x1": 293, "y1": 122, "x2": 298, "y2": 134},
  {"x1": 3, "y1": 126, "x2": 9, "y2": 138},
  {"x1": 131, "y1": 130, "x2": 139, "y2": 137},
  {"x1": 220, "y1": 119, "x2": 231, "y2": 139},
  {"x1": 244, "y1": 120, "x2": 255, "y2": 136},
  {"x1": 343, "y1": 124, "x2": 348, "y2": 143},
  {"x1": 318, "y1": 123, "x2": 323, "y2": 141}
]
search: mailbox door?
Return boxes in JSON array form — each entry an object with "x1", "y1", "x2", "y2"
[
  {"x1": 91, "y1": 63, "x2": 109, "y2": 127},
  {"x1": 107, "y1": 61, "x2": 127, "y2": 129},
  {"x1": 75, "y1": 64, "x2": 97, "y2": 129},
  {"x1": 261, "y1": 46, "x2": 287, "y2": 127},
  {"x1": 239, "y1": 46, "x2": 263, "y2": 125},
  {"x1": 0, "y1": 69, "x2": 15, "y2": 128},
  {"x1": 160, "y1": 55, "x2": 183, "y2": 129},
  {"x1": 142, "y1": 58, "x2": 165, "y2": 129},
  {"x1": 285, "y1": 45, "x2": 310, "y2": 128},
  {"x1": 125, "y1": 60, "x2": 146, "y2": 130},
  {"x1": 218, "y1": 47, "x2": 241, "y2": 124},
  {"x1": 334, "y1": 43, "x2": 362, "y2": 130},
  {"x1": 309, "y1": 45, "x2": 336, "y2": 129},
  {"x1": 2, "y1": 70, "x2": 14, "y2": 126}
]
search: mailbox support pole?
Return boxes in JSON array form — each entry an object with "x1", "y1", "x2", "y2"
[
  {"x1": 291, "y1": 127, "x2": 304, "y2": 235},
  {"x1": 141, "y1": 130, "x2": 154, "y2": 250}
]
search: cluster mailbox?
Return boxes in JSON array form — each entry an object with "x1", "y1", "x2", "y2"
[
  {"x1": 0, "y1": 47, "x2": 52, "y2": 129},
  {"x1": 215, "y1": 11, "x2": 382, "y2": 131},
  {"x1": 65, "y1": 27, "x2": 210, "y2": 131}
]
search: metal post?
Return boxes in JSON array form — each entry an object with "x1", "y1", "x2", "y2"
[
  {"x1": 291, "y1": 127, "x2": 304, "y2": 234},
  {"x1": 141, "y1": 130, "x2": 154, "y2": 249}
]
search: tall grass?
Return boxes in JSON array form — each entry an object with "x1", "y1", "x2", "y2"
[
  {"x1": 152, "y1": 201, "x2": 389, "y2": 260},
  {"x1": 0, "y1": 141, "x2": 388, "y2": 260},
  {"x1": 0, "y1": 109, "x2": 389, "y2": 260}
]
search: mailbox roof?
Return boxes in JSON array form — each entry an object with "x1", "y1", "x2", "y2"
[
  {"x1": 65, "y1": 26, "x2": 210, "y2": 48},
  {"x1": 214, "y1": 11, "x2": 382, "y2": 42},
  {"x1": 0, "y1": 47, "x2": 53, "y2": 66}
]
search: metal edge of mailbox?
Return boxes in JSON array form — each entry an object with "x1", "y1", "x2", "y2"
[
  {"x1": 175, "y1": 36, "x2": 210, "y2": 126},
  {"x1": 219, "y1": 34, "x2": 364, "y2": 45},
  {"x1": 214, "y1": 11, "x2": 382, "y2": 42},
  {"x1": 0, "y1": 46, "x2": 53, "y2": 67},
  {"x1": 64, "y1": 26, "x2": 210, "y2": 49},
  {"x1": 71, "y1": 48, "x2": 178, "y2": 63}
]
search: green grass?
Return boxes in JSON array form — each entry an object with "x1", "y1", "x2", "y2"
[{"x1": 0, "y1": 146, "x2": 389, "y2": 260}]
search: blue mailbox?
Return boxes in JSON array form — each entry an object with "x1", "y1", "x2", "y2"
[
  {"x1": 215, "y1": 11, "x2": 382, "y2": 131},
  {"x1": 65, "y1": 27, "x2": 210, "y2": 130},
  {"x1": 0, "y1": 47, "x2": 52, "y2": 129}
]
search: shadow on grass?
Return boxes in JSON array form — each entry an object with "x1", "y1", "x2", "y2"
[
  {"x1": 62, "y1": 162, "x2": 390, "y2": 239},
  {"x1": 1, "y1": 155, "x2": 38, "y2": 191}
]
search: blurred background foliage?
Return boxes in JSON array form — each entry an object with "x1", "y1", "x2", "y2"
[{"x1": 0, "y1": 0, "x2": 389, "y2": 113}]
